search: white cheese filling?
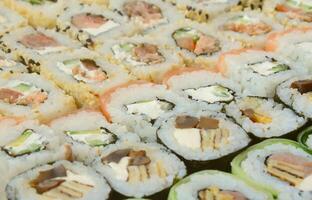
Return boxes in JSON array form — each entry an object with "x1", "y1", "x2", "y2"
[
  {"x1": 297, "y1": 174, "x2": 312, "y2": 191},
  {"x1": 108, "y1": 157, "x2": 130, "y2": 181},
  {"x1": 83, "y1": 20, "x2": 120, "y2": 36},
  {"x1": 36, "y1": 46, "x2": 68, "y2": 55},
  {"x1": 126, "y1": 100, "x2": 169, "y2": 120},
  {"x1": 184, "y1": 85, "x2": 233, "y2": 103},
  {"x1": 173, "y1": 128, "x2": 201, "y2": 149},
  {"x1": 249, "y1": 61, "x2": 286, "y2": 76}
]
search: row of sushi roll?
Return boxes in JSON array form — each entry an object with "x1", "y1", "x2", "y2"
[{"x1": 0, "y1": 0, "x2": 311, "y2": 199}]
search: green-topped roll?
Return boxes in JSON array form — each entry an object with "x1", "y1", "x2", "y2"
[
  {"x1": 168, "y1": 170, "x2": 274, "y2": 200},
  {"x1": 231, "y1": 139, "x2": 312, "y2": 199},
  {"x1": 298, "y1": 126, "x2": 312, "y2": 151}
]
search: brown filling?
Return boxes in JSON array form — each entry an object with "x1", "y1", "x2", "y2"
[
  {"x1": 20, "y1": 32, "x2": 59, "y2": 49},
  {"x1": 199, "y1": 187, "x2": 248, "y2": 200},
  {"x1": 71, "y1": 13, "x2": 108, "y2": 29},
  {"x1": 30, "y1": 165, "x2": 67, "y2": 194},
  {"x1": 175, "y1": 115, "x2": 219, "y2": 129},
  {"x1": 123, "y1": 0, "x2": 163, "y2": 24},
  {"x1": 291, "y1": 80, "x2": 312, "y2": 94},
  {"x1": 132, "y1": 43, "x2": 165, "y2": 64},
  {"x1": 102, "y1": 149, "x2": 151, "y2": 166},
  {"x1": 241, "y1": 108, "x2": 272, "y2": 124},
  {"x1": 266, "y1": 152, "x2": 312, "y2": 186}
]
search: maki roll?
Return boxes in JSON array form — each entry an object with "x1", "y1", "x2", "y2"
[
  {"x1": 0, "y1": 6, "x2": 26, "y2": 36},
  {"x1": 0, "y1": 73, "x2": 76, "y2": 123},
  {"x1": 265, "y1": 27, "x2": 312, "y2": 73},
  {"x1": 0, "y1": 118, "x2": 72, "y2": 199},
  {"x1": 163, "y1": 68, "x2": 241, "y2": 111},
  {"x1": 298, "y1": 126, "x2": 312, "y2": 150},
  {"x1": 159, "y1": 20, "x2": 241, "y2": 67},
  {"x1": 168, "y1": 170, "x2": 274, "y2": 200},
  {"x1": 263, "y1": 0, "x2": 312, "y2": 27},
  {"x1": 277, "y1": 75, "x2": 312, "y2": 119},
  {"x1": 0, "y1": 51, "x2": 27, "y2": 74},
  {"x1": 6, "y1": 160, "x2": 111, "y2": 200},
  {"x1": 100, "y1": 81, "x2": 193, "y2": 141},
  {"x1": 40, "y1": 48, "x2": 131, "y2": 108},
  {"x1": 174, "y1": 0, "x2": 240, "y2": 23},
  {"x1": 108, "y1": 0, "x2": 184, "y2": 33},
  {"x1": 225, "y1": 96, "x2": 306, "y2": 138},
  {"x1": 99, "y1": 35, "x2": 182, "y2": 82},
  {"x1": 50, "y1": 109, "x2": 139, "y2": 163},
  {"x1": 56, "y1": 2, "x2": 131, "y2": 48},
  {"x1": 210, "y1": 11, "x2": 283, "y2": 48},
  {"x1": 156, "y1": 109, "x2": 250, "y2": 161},
  {"x1": 217, "y1": 48, "x2": 300, "y2": 97},
  {"x1": 3, "y1": 0, "x2": 65, "y2": 28},
  {"x1": 0, "y1": 26, "x2": 81, "y2": 73},
  {"x1": 92, "y1": 141, "x2": 186, "y2": 198},
  {"x1": 232, "y1": 139, "x2": 312, "y2": 199}
]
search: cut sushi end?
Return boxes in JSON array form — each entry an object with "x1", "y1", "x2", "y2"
[
  {"x1": 5, "y1": 160, "x2": 111, "y2": 200},
  {"x1": 298, "y1": 126, "x2": 312, "y2": 151},
  {"x1": 92, "y1": 142, "x2": 186, "y2": 198},
  {"x1": 231, "y1": 138, "x2": 312, "y2": 199},
  {"x1": 156, "y1": 110, "x2": 250, "y2": 161},
  {"x1": 168, "y1": 170, "x2": 274, "y2": 200}
]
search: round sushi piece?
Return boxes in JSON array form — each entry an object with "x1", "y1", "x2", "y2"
[
  {"x1": 0, "y1": 51, "x2": 27, "y2": 74},
  {"x1": 0, "y1": 26, "x2": 81, "y2": 73},
  {"x1": 263, "y1": 0, "x2": 312, "y2": 28},
  {"x1": 298, "y1": 126, "x2": 312, "y2": 151},
  {"x1": 168, "y1": 170, "x2": 274, "y2": 200},
  {"x1": 276, "y1": 75, "x2": 312, "y2": 119},
  {"x1": 40, "y1": 48, "x2": 131, "y2": 108},
  {"x1": 231, "y1": 139, "x2": 312, "y2": 199},
  {"x1": 100, "y1": 81, "x2": 194, "y2": 141},
  {"x1": 3, "y1": 0, "x2": 65, "y2": 28},
  {"x1": 0, "y1": 6, "x2": 26, "y2": 36},
  {"x1": 163, "y1": 68, "x2": 241, "y2": 111},
  {"x1": 156, "y1": 109, "x2": 250, "y2": 161},
  {"x1": 99, "y1": 35, "x2": 182, "y2": 83},
  {"x1": 265, "y1": 27, "x2": 312, "y2": 73},
  {"x1": 50, "y1": 109, "x2": 140, "y2": 163},
  {"x1": 174, "y1": 0, "x2": 240, "y2": 23},
  {"x1": 108, "y1": 0, "x2": 184, "y2": 33},
  {"x1": 6, "y1": 160, "x2": 111, "y2": 200},
  {"x1": 0, "y1": 73, "x2": 76, "y2": 123},
  {"x1": 56, "y1": 2, "x2": 133, "y2": 49},
  {"x1": 209, "y1": 11, "x2": 283, "y2": 48},
  {"x1": 225, "y1": 96, "x2": 306, "y2": 138},
  {"x1": 92, "y1": 141, "x2": 186, "y2": 198},
  {"x1": 158, "y1": 20, "x2": 241, "y2": 68},
  {"x1": 0, "y1": 117, "x2": 72, "y2": 200},
  {"x1": 217, "y1": 48, "x2": 301, "y2": 97}
]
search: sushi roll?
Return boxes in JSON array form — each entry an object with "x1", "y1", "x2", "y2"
[
  {"x1": 158, "y1": 20, "x2": 241, "y2": 68},
  {"x1": 0, "y1": 51, "x2": 27, "y2": 74},
  {"x1": 168, "y1": 170, "x2": 274, "y2": 200},
  {"x1": 0, "y1": 26, "x2": 81, "y2": 73},
  {"x1": 92, "y1": 141, "x2": 186, "y2": 198},
  {"x1": 100, "y1": 81, "x2": 194, "y2": 141},
  {"x1": 263, "y1": 0, "x2": 312, "y2": 28},
  {"x1": 40, "y1": 48, "x2": 131, "y2": 108},
  {"x1": 0, "y1": 117, "x2": 72, "y2": 199},
  {"x1": 210, "y1": 11, "x2": 283, "y2": 48},
  {"x1": 0, "y1": 6, "x2": 26, "y2": 36},
  {"x1": 108, "y1": 0, "x2": 184, "y2": 33},
  {"x1": 174, "y1": 0, "x2": 240, "y2": 23},
  {"x1": 50, "y1": 109, "x2": 140, "y2": 163},
  {"x1": 99, "y1": 35, "x2": 182, "y2": 82},
  {"x1": 265, "y1": 27, "x2": 312, "y2": 73},
  {"x1": 231, "y1": 139, "x2": 312, "y2": 199},
  {"x1": 6, "y1": 160, "x2": 111, "y2": 200},
  {"x1": 276, "y1": 75, "x2": 312, "y2": 119},
  {"x1": 217, "y1": 48, "x2": 300, "y2": 97},
  {"x1": 298, "y1": 126, "x2": 312, "y2": 151},
  {"x1": 0, "y1": 73, "x2": 76, "y2": 123},
  {"x1": 3, "y1": 0, "x2": 65, "y2": 28},
  {"x1": 163, "y1": 68, "x2": 241, "y2": 111},
  {"x1": 156, "y1": 109, "x2": 250, "y2": 161},
  {"x1": 225, "y1": 96, "x2": 306, "y2": 138},
  {"x1": 56, "y1": 2, "x2": 132, "y2": 48}
]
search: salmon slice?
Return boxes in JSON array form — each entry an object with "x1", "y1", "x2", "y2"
[
  {"x1": 20, "y1": 32, "x2": 59, "y2": 49},
  {"x1": 275, "y1": 4, "x2": 312, "y2": 22},
  {"x1": 71, "y1": 13, "x2": 108, "y2": 29}
]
